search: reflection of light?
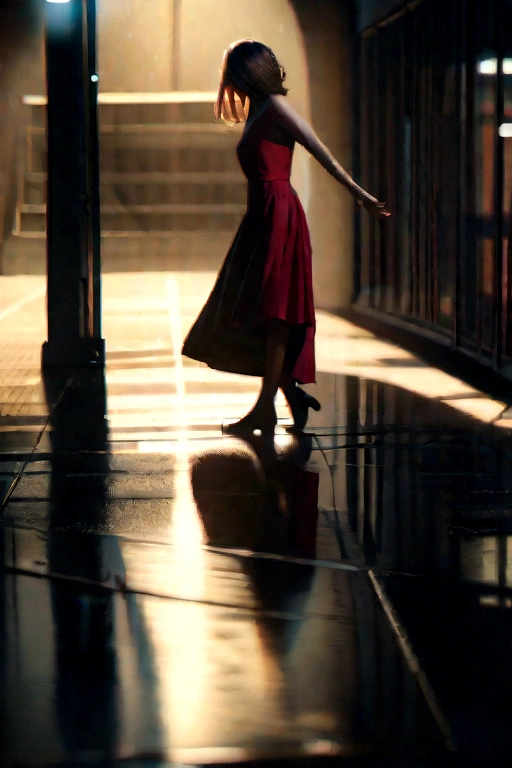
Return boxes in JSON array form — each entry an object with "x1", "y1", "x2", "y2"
[
  {"x1": 136, "y1": 433, "x2": 292, "y2": 454},
  {"x1": 315, "y1": 312, "x2": 507, "y2": 425},
  {"x1": 91, "y1": 74, "x2": 99, "y2": 83},
  {"x1": 137, "y1": 438, "x2": 231, "y2": 454},
  {"x1": 138, "y1": 441, "x2": 183, "y2": 453},
  {"x1": 137, "y1": 512, "x2": 209, "y2": 745},
  {"x1": 440, "y1": 397, "x2": 506, "y2": 422},
  {"x1": 46, "y1": 0, "x2": 71, "y2": 3},
  {"x1": 171, "y1": 470, "x2": 205, "y2": 587},
  {"x1": 499, "y1": 123, "x2": 512, "y2": 137},
  {"x1": 478, "y1": 58, "x2": 512, "y2": 75},
  {"x1": 102, "y1": 272, "x2": 507, "y2": 435},
  {"x1": 480, "y1": 595, "x2": 512, "y2": 608},
  {"x1": 127, "y1": 465, "x2": 275, "y2": 747}
]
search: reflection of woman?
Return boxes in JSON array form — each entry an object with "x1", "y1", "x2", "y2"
[
  {"x1": 191, "y1": 442, "x2": 266, "y2": 550},
  {"x1": 191, "y1": 434, "x2": 320, "y2": 559},
  {"x1": 190, "y1": 438, "x2": 321, "y2": 738},
  {"x1": 182, "y1": 40, "x2": 390, "y2": 438}
]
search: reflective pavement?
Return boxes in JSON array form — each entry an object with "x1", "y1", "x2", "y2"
[{"x1": 1, "y1": 273, "x2": 512, "y2": 766}]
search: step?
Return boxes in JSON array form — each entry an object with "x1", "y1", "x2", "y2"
[
  {"x1": 100, "y1": 123, "x2": 239, "y2": 135},
  {"x1": 25, "y1": 171, "x2": 246, "y2": 185},
  {"x1": 28, "y1": 133, "x2": 240, "y2": 154},
  {"x1": 29, "y1": 122, "x2": 241, "y2": 136},
  {"x1": 22, "y1": 171, "x2": 248, "y2": 207},
  {"x1": 110, "y1": 132, "x2": 240, "y2": 150},
  {"x1": 16, "y1": 207, "x2": 244, "y2": 235},
  {"x1": 10, "y1": 229, "x2": 236, "y2": 241},
  {"x1": 26, "y1": 139, "x2": 242, "y2": 172},
  {"x1": 23, "y1": 91, "x2": 219, "y2": 105},
  {"x1": 23, "y1": 92, "x2": 222, "y2": 128},
  {"x1": 2, "y1": 231, "x2": 235, "y2": 273},
  {"x1": 101, "y1": 230, "x2": 236, "y2": 239},
  {"x1": 20, "y1": 203, "x2": 246, "y2": 215}
]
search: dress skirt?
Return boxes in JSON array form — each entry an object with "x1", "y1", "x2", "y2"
[{"x1": 182, "y1": 175, "x2": 316, "y2": 385}]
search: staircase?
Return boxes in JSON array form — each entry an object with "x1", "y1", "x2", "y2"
[{"x1": 10, "y1": 93, "x2": 247, "y2": 271}]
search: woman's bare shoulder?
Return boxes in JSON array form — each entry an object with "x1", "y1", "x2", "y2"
[
  {"x1": 267, "y1": 94, "x2": 313, "y2": 145},
  {"x1": 268, "y1": 93, "x2": 297, "y2": 116}
]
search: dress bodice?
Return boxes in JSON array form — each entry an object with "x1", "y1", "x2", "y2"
[{"x1": 236, "y1": 113, "x2": 295, "y2": 183}]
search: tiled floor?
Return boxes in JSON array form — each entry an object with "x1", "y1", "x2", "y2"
[{"x1": 2, "y1": 272, "x2": 512, "y2": 766}]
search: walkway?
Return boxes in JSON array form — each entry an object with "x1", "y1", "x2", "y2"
[{"x1": 1, "y1": 272, "x2": 512, "y2": 767}]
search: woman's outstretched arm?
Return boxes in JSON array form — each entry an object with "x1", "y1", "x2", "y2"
[{"x1": 268, "y1": 94, "x2": 390, "y2": 218}]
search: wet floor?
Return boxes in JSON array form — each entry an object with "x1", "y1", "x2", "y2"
[{"x1": 1, "y1": 273, "x2": 512, "y2": 766}]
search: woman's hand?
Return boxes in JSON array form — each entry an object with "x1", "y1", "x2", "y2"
[{"x1": 357, "y1": 194, "x2": 391, "y2": 219}]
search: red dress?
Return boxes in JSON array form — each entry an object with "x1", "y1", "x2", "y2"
[{"x1": 181, "y1": 102, "x2": 316, "y2": 384}]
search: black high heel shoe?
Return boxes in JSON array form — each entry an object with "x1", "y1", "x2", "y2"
[
  {"x1": 222, "y1": 406, "x2": 277, "y2": 438},
  {"x1": 283, "y1": 385, "x2": 321, "y2": 432}
]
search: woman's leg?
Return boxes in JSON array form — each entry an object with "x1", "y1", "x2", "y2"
[
  {"x1": 256, "y1": 318, "x2": 290, "y2": 416},
  {"x1": 278, "y1": 331, "x2": 321, "y2": 431},
  {"x1": 279, "y1": 368, "x2": 294, "y2": 392},
  {"x1": 224, "y1": 318, "x2": 289, "y2": 435}
]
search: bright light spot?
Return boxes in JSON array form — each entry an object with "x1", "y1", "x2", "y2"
[
  {"x1": 91, "y1": 74, "x2": 99, "y2": 83},
  {"x1": 315, "y1": 311, "x2": 508, "y2": 425},
  {"x1": 479, "y1": 59, "x2": 497, "y2": 74},
  {"x1": 499, "y1": 123, "x2": 512, "y2": 137},
  {"x1": 478, "y1": 58, "x2": 512, "y2": 75},
  {"x1": 137, "y1": 441, "x2": 177, "y2": 453},
  {"x1": 494, "y1": 418, "x2": 512, "y2": 429},
  {"x1": 305, "y1": 740, "x2": 340, "y2": 756},
  {"x1": 275, "y1": 433, "x2": 293, "y2": 449},
  {"x1": 480, "y1": 595, "x2": 512, "y2": 608},
  {"x1": 46, "y1": 0, "x2": 71, "y2": 3},
  {"x1": 440, "y1": 397, "x2": 506, "y2": 423}
]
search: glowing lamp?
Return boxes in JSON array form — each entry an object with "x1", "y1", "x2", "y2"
[{"x1": 478, "y1": 58, "x2": 512, "y2": 75}]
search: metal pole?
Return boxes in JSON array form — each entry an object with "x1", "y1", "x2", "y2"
[
  {"x1": 85, "y1": 0, "x2": 102, "y2": 341},
  {"x1": 42, "y1": 0, "x2": 104, "y2": 368}
]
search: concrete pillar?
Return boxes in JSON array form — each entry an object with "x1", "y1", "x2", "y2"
[
  {"x1": 42, "y1": 0, "x2": 104, "y2": 368},
  {"x1": 292, "y1": 0, "x2": 357, "y2": 312}
]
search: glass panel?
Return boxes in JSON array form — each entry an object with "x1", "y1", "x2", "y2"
[
  {"x1": 431, "y1": 0, "x2": 462, "y2": 332},
  {"x1": 476, "y1": 57, "x2": 497, "y2": 354},
  {"x1": 435, "y1": 63, "x2": 459, "y2": 330},
  {"x1": 355, "y1": 0, "x2": 509, "y2": 367},
  {"x1": 458, "y1": 2, "x2": 497, "y2": 353},
  {"x1": 398, "y1": 12, "x2": 414, "y2": 317},
  {"x1": 371, "y1": 37, "x2": 383, "y2": 309},
  {"x1": 383, "y1": 25, "x2": 401, "y2": 314},
  {"x1": 501, "y1": 3, "x2": 512, "y2": 362},
  {"x1": 359, "y1": 36, "x2": 373, "y2": 308},
  {"x1": 399, "y1": 115, "x2": 412, "y2": 314},
  {"x1": 503, "y1": 116, "x2": 512, "y2": 360}
]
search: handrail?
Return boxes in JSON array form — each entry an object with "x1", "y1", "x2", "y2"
[{"x1": 23, "y1": 91, "x2": 218, "y2": 106}]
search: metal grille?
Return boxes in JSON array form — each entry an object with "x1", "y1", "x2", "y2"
[{"x1": 356, "y1": 0, "x2": 512, "y2": 372}]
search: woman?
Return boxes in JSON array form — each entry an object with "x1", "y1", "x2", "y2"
[{"x1": 182, "y1": 39, "x2": 390, "y2": 437}]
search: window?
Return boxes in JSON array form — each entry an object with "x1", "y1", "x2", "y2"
[{"x1": 356, "y1": 0, "x2": 512, "y2": 372}]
